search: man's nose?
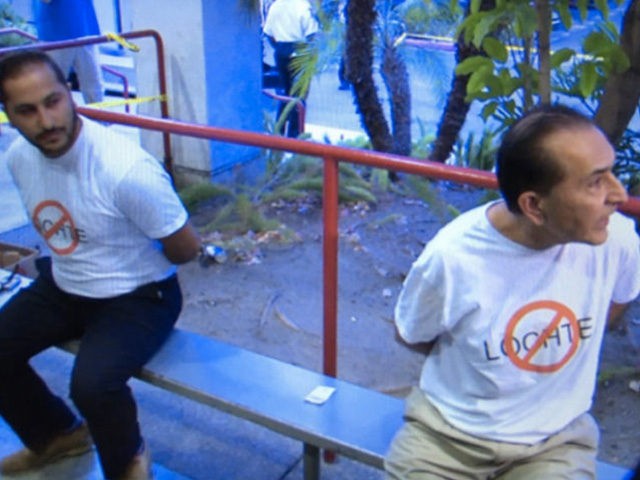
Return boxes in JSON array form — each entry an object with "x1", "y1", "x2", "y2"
[
  {"x1": 608, "y1": 173, "x2": 628, "y2": 205},
  {"x1": 37, "y1": 107, "x2": 55, "y2": 129}
]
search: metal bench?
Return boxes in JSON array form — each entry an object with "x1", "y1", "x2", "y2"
[
  {"x1": 60, "y1": 328, "x2": 635, "y2": 480},
  {"x1": 59, "y1": 328, "x2": 402, "y2": 480},
  {"x1": 1, "y1": 271, "x2": 634, "y2": 480}
]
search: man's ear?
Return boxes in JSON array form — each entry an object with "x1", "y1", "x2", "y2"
[{"x1": 517, "y1": 191, "x2": 545, "y2": 226}]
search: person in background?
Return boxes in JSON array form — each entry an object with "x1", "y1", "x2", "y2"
[
  {"x1": 0, "y1": 50, "x2": 202, "y2": 480},
  {"x1": 337, "y1": 0, "x2": 349, "y2": 90},
  {"x1": 263, "y1": 0, "x2": 319, "y2": 138},
  {"x1": 386, "y1": 104, "x2": 640, "y2": 479},
  {"x1": 34, "y1": 0, "x2": 104, "y2": 105}
]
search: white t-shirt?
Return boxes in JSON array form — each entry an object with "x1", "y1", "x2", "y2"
[
  {"x1": 7, "y1": 117, "x2": 188, "y2": 298},
  {"x1": 263, "y1": 0, "x2": 318, "y2": 43},
  {"x1": 395, "y1": 201, "x2": 640, "y2": 444}
]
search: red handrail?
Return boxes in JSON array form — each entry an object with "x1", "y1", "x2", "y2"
[
  {"x1": 100, "y1": 65, "x2": 131, "y2": 112},
  {"x1": 262, "y1": 89, "x2": 307, "y2": 135},
  {"x1": 74, "y1": 107, "x2": 640, "y2": 379},
  {"x1": 0, "y1": 28, "x2": 38, "y2": 42},
  {"x1": 0, "y1": 30, "x2": 172, "y2": 172}
]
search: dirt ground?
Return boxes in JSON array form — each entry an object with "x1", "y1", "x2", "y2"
[{"x1": 176, "y1": 181, "x2": 640, "y2": 470}]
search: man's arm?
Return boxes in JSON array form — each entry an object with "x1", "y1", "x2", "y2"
[
  {"x1": 159, "y1": 220, "x2": 201, "y2": 265},
  {"x1": 607, "y1": 301, "x2": 629, "y2": 330},
  {"x1": 394, "y1": 325, "x2": 435, "y2": 356}
]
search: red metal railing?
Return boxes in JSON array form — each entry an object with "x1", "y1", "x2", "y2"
[
  {"x1": 75, "y1": 107, "x2": 640, "y2": 380},
  {"x1": 0, "y1": 27, "x2": 38, "y2": 42},
  {"x1": 99, "y1": 65, "x2": 131, "y2": 112},
  {"x1": 0, "y1": 29, "x2": 173, "y2": 171},
  {"x1": 262, "y1": 89, "x2": 307, "y2": 134}
]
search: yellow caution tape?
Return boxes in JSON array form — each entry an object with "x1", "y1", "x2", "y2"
[
  {"x1": 105, "y1": 32, "x2": 140, "y2": 52},
  {"x1": 0, "y1": 95, "x2": 167, "y2": 123},
  {"x1": 88, "y1": 94, "x2": 167, "y2": 109}
]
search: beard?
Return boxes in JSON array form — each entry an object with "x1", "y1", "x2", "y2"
[{"x1": 30, "y1": 110, "x2": 81, "y2": 158}]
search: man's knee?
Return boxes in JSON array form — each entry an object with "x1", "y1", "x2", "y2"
[{"x1": 69, "y1": 367, "x2": 127, "y2": 412}]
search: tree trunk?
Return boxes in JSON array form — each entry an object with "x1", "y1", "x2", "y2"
[
  {"x1": 430, "y1": 0, "x2": 495, "y2": 163},
  {"x1": 381, "y1": 42, "x2": 412, "y2": 156},
  {"x1": 521, "y1": 34, "x2": 534, "y2": 111},
  {"x1": 345, "y1": 0, "x2": 394, "y2": 153},
  {"x1": 535, "y1": 0, "x2": 552, "y2": 104},
  {"x1": 594, "y1": 0, "x2": 640, "y2": 145}
]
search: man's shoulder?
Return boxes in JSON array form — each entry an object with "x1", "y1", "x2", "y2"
[
  {"x1": 80, "y1": 117, "x2": 154, "y2": 177},
  {"x1": 425, "y1": 202, "x2": 493, "y2": 258},
  {"x1": 610, "y1": 211, "x2": 636, "y2": 231},
  {"x1": 607, "y1": 211, "x2": 639, "y2": 249},
  {"x1": 434, "y1": 202, "x2": 491, "y2": 239},
  {"x1": 81, "y1": 116, "x2": 144, "y2": 157},
  {"x1": 82, "y1": 116, "x2": 125, "y2": 140},
  {"x1": 4, "y1": 135, "x2": 33, "y2": 170}
]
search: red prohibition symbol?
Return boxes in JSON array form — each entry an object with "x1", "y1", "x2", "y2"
[
  {"x1": 32, "y1": 200, "x2": 79, "y2": 255},
  {"x1": 503, "y1": 300, "x2": 581, "y2": 373}
]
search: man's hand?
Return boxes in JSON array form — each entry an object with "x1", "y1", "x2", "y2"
[{"x1": 607, "y1": 301, "x2": 630, "y2": 330}]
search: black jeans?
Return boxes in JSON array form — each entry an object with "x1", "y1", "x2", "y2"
[
  {"x1": 0, "y1": 258, "x2": 181, "y2": 478},
  {"x1": 274, "y1": 41, "x2": 305, "y2": 138}
]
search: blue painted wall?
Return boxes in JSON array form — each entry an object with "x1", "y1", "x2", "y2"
[{"x1": 201, "y1": 2, "x2": 264, "y2": 179}]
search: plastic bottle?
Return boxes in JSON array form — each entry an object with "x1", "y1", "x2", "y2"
[{"x1": 199, "y1": 243, "x2": 228, "y2": 267}]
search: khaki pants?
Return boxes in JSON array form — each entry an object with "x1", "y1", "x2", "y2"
[{"x1": 385, "y1": 388, "x2": 598, "y2": 480}]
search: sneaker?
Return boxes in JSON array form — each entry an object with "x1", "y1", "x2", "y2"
[
  {"x1": 116, "y1": 443, "x2": 152, "y2": 480},
  {"x1": 0, "y1": 421, "x2": 93, "y2": 474}
]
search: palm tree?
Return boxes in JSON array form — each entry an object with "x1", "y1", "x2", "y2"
[
  {"x1": 344, "y1": 0, "x2": 412, "y2": 155},
  {"x1": 594, "y1": 0, "x2": 640, "y2": 145},
  {"x1": 430, "y1": 0, "x2": 495, "y2": 163}
]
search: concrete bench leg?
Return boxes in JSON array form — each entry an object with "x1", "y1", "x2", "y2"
[{"x1": 303, "y1": 443, "x2": 320, "y2": 480}]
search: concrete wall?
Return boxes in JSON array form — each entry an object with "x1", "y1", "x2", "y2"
[
  {"x1": 122, "y1": 1, "x2": 264, "y2": 185},
  {"x1": 9, "y1": 0, "x2": 264, "y2": 186},
  {"x1": 122, "y1": 0, "x2": 211, "y2": 185}
]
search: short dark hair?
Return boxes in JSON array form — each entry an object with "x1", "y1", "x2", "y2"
[
  {"x1": 496, "y1": 104, "x2": 596, "y2": 214},
  {"x1": 0, "y1": 50, "x2": 68, "y2": 104}
]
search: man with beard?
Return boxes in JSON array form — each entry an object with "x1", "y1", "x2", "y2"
[{"x1": 0, "y1": 50, "x2": 201, "y2": 480}]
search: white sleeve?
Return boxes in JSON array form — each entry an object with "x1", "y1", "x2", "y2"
[
  {"x1": 394, "y1": 243, "x2": 448, "y2": 344},
  {"x1": 114, "y1": 156, "x2": 188, "y2": 240},
  {"x1": 301, "y1": 5, "x2": 319, "y2": 37},
  {"x1": 610, "y1": 213, "x2": 640, "y2": 304},
  {"x1": 263, "y1": 12, "x2": 275, "y2": 37}
]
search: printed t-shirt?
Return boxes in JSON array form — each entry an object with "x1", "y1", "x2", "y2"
[
  {"x1": 395, "y1": 201, "x2": 640, "y2": 443},
  {"x1": 7, "y1": 116, "x2": 187, "y2": 298}
]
